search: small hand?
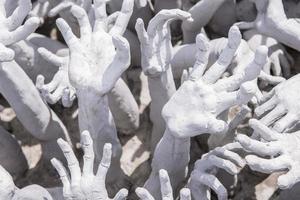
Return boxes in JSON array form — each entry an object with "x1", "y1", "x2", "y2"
[
  {"x1": 135, "y1": 169, "x2": 192, "y2": 200},
  {"x1": 36, "y1": 48, "x2": 76, "y2": 107},
  {"x1": 236, "y1": 119, "x2": 300, "y2": 189},
  {"x1": 255, "y1": 74, "x2": 300, "y2": 132},
  {"x1": 51, "y1": 131, "x2": 128, "y2": 199},
  {"x1": 189, "y1": 143, "x2": 245, "y2": 200},
  {"x1": 135, "y1": 9, "x2": 193, "y2": 77}
]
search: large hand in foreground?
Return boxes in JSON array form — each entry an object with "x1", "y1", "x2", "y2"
[
  {"x1": 135, "y1": 9, "x2": 192, "y2": 77},
  {"x1": 51, "y1": 131, "x2": 128, "y2": 200},
  {"x1": 237, "y1": 119, "x2": 300, "y2": 189},
  {"x1": 255, "y1": 74, "x2": 300, "y2": 132},
  {"x1": 36, "y1": 48, "x2": 75, "y2": 107},
  {"x1": 162, "y1": 26, "x2": 267, "y2": 138},
  {"x1": 0, "y1": 0, "x2": 39, "y2": 60},
  {"x1": 56, "y1": 1, "x2": 132, "y2": 95},
  {"x1": 189, "y1": 143, "x2": 245, "y2": 200},
  {"x1": 136, "y1": 169, "x2": 191, "y2": 200}
]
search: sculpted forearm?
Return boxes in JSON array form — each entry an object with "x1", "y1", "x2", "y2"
[
  {"x1": 0, "y1": 61, "x2": 68, "y2": 141},
  {"x1": 108, "y1": 78, "x2": 139, "y2": 134},
  {"x1": 182, "y1": 0, "x2": 227, "y2": 43},
  {"x1": 148, "y1": 67, "x2": 176, "y2": 149},
  {"x1": 144, "y1": 129, "x2": 190, "y2": 199}
]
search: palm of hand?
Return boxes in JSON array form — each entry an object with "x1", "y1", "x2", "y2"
[
  {"x1": 56, "y1": 2, "x2": 132, "y2": 96},
  {"x1": 162, "y1": 26, "x2": 267, "y2": 138},
  {"x1": 68, "y1": 32, "x2": 116, "y2": 93}
]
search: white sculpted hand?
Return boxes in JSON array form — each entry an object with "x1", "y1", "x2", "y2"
[
  {"x1": 255, "y1": 74, "x2": 300, "y2": 132},
  {"x1": 51, "y1": 131, "x2": 128, "y2": 200},
  {"x1": 162, "y1": 26, "x2": 268, "y2": 138},
  {"x1": 36, "y1": 48, "x2": 75, "y2": 107},
  {"x1": 136, "y1": 169, "x2": 192, "y2": 200},
  {"x1": 237, "y1": 119, "x2": 300, "y2": 189},
  {"x1": 56, "y1": 1, "x2": 132, "y2": 95},
  {"x1": 135, "y1": 9, "x2": 192, "y2": 77}
]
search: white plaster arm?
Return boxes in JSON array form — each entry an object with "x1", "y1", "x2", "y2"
[
  {"x1": 234, "y1": 0, "x2": 300, "y2": 52},
  {"x1": 0, "y1": 0, "x2": 70, "y2": 162},
  {"x1": 236, "y1": 119, "x2": 300, "y2": 189},
  {"x1": 143, "y1": 26, "x2": 252, "y2": 199},
  {"x1": 188, "y1": 143, "x2": 245, "y2": 200},
  {"x1": 181, "y1": 0, "x2": 228, "y2": 43},
  {"x1": 254, "y1": 74, "x2": 300, "y2": 132},
  {"x1": 135, "y1": 9, "x2": 192, "y2": 149},
  {"x1": 56, "y1": 2, "x2": 133, "y2": 183},
  {"x1": 136, "y1": 169, "x2": 192, "y2": 200},
  {"x1": 163, "y1": 27, "x2": 266, "y2": 138},
  {"x1": 51, "y1": 131, "x2": 128, "y2": 199}
]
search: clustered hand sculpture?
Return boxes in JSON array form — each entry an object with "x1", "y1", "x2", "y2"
[{"x1": 2, "y1": 0, "x2": 300, "y2": 199}]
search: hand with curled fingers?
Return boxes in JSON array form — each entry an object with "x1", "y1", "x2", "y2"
[
  {"x1": 51, "y1": 131, "x2": 128, "y2": 200},
  {"x1": 162, "y1": 27, "x2": 268, "y2": 138},
  {"x1": 0, "y1": 0, "x2": 39, "y2": 61},
  {"x1": 36, "y1": 48, "x2": 76, "y2": 107},
  {"x1": 135, "y1": 9, "x2": 193, "y2": 77},
  {"x1": 136, "y1": 169, "x2": 192, "y2": 200},
  {"x1": 55, "y1": 0, "x2": 133, "y2": 95},
  {"x1": 236, "y1": 119, "x2": 300, "y2": 189},
  {"x1": 188, "y1": 143, "x2": 245, "y2": 200},
  {"x1": 255, "y1": 74, "x2": 300, "y2": 133}
]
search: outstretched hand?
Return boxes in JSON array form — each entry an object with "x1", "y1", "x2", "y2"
[
  {"x1": 56, "y1": 1, "x2": 132, "y2": 95},
  {"x1": 237, "y1": 119, "x2": 300, "y2": 189},
  {"x1": 162, "y1": 26, "x2": 267, "y2": 138},
  {"x1": 51, "y1": 131, "x2": 128, "y2": 199}
]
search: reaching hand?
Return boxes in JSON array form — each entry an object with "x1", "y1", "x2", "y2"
[
  {"x1": 51, "y1": 131, "x2": 128, "y2": 200},
  {"x1": 136, "y1": 169, "x2": 192, "y2": 200},
  {"x1": 36, "y1": 48, "x2": 75, "y2": 107},
  {"x1": 189, "y1": 143, "x2": 245, "y2": 200},
  {"x1": 56, "y1": 1, "x2": 132, "y2": 95},
  {"x1": 236, "y1": 119, "x2": 300, "y2": 189},
  {"x1": 135, "y1": 9, "x2": 192, "y2": 77},
  {"x1": 0, "y1": 0, "x2": 39, "y2": 60},
  {"x1": 162, "y1": 26, "x2": 267, "y2": 138},
  {"x1": 255, "y1": 74, "x2": 300, "y2": 132}
]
